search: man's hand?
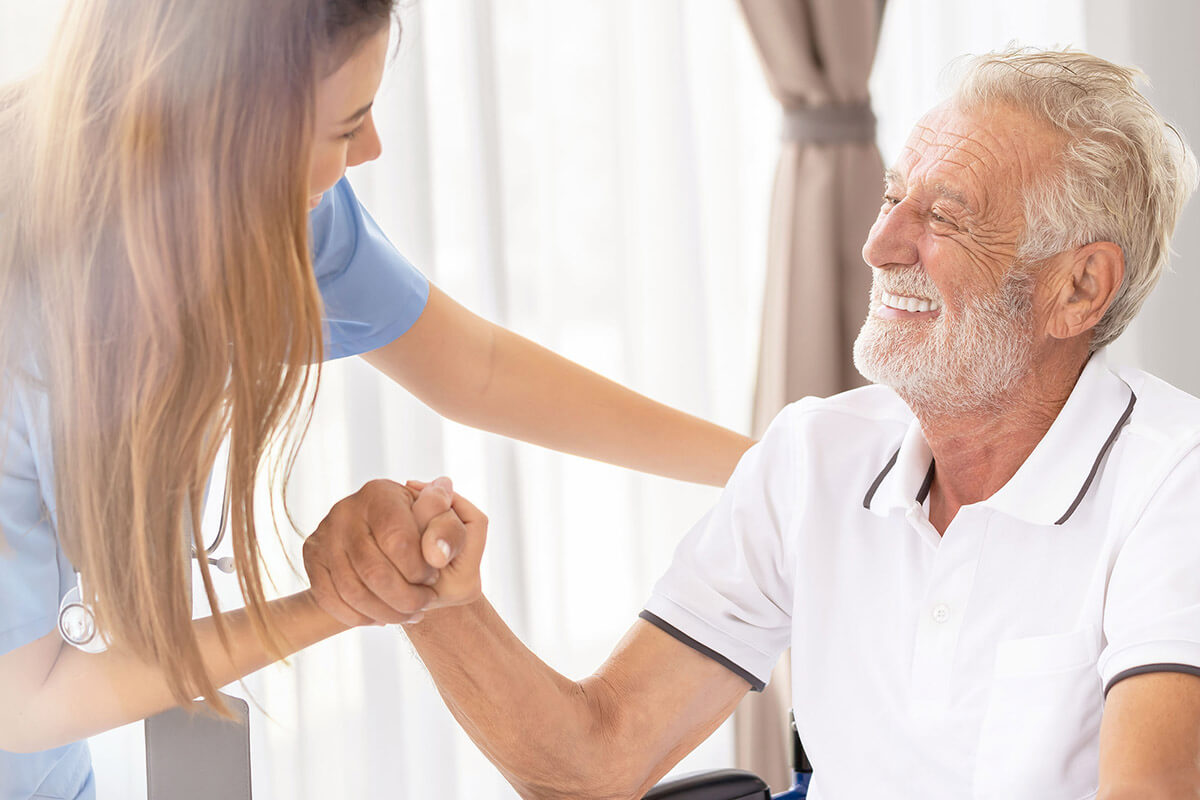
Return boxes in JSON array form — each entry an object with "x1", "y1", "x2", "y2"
[{"x1": 302, "y1": 478, "x2": 469, "y2": 627}]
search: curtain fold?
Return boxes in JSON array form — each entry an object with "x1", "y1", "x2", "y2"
[{"x1": 735, "y1": 0, "x2": 886, "y2": 790}]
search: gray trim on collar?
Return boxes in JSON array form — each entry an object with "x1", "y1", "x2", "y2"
[
  {"x1": 1053, "y1": 390, "x2": 1137, "y2": 525},
  {"x1": 862, "y1": 387, "x2": 1137, "y2": 524},
  {"x1": 862, "y1": 448, "x2": 899, "y2": 510}
]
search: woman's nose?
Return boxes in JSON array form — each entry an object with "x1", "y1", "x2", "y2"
[{"x1": 348, "y1": 115, "x2": 383, "y2": 167}]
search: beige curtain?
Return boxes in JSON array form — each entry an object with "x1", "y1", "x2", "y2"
[{"x1": 735, "y1": 0, "x2": 886, "y2": 790}]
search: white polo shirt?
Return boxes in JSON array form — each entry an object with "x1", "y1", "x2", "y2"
[{"x1": 642, "y1": 349, "x2": 1200, "y2": 799}]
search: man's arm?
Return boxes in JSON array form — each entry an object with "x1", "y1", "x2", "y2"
[
  {"x1": 362, "y1": 286, "x2": 755, "y2": 487},
  {"x1": 406, "y1": 602, "x2": 751, "y2": 800},
  {"x1": 1098, "y1": 672, "x2": 1200, "y2": 798}
]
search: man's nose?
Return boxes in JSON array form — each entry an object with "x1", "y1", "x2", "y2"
[{"x1": 861, "y1": 201, "x2": 920, "y2": 271}]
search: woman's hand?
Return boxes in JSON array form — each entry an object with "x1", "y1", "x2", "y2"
[
  {"x1": 302, "y1": 478, "x2": 470, "y2": 627},
  {"x1": 405, "y1": 479, "x2": 487, "y2": 613}
]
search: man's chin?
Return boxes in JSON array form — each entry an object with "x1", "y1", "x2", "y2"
[{"x1": 852, "y1": 320, "x2": 925, "y2": 386}]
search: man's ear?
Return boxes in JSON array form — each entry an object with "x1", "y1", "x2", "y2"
[{"x1": 1045, "y1": 241, "x2": 1124, "y2": 341}]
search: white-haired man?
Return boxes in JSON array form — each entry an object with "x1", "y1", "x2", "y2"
[{"x1": 304, "y1": 48, "x2": 1200, "y2": 798}]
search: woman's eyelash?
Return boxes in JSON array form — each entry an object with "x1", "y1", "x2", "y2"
[{"x1": 342, "y1": 125, "x2": 363, "y2": 141}]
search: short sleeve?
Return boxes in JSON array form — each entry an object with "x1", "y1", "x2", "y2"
[
  {"x1": 1099, "y1": 443, "x2": 1200, "y2": 693},
  {"x1": 641, "y1": 404, "x2": 800, "y2": 690},
  {"x1": 310, "y1": 177, "x2": 430, "y2": 360},
  {"x1": 0, "y1": 385, "x2": 71, "y2": 656}
]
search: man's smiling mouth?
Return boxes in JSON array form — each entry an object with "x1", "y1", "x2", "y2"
[{"x1": 880, "y1": 290, "x2": 942, "y2": 313}]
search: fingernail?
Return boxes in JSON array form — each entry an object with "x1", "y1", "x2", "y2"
[
  {"x1": 432, "y1": 476, "x2": 452, "y2": 493},
  {"x1": 437, "y1": 540, "x2": 452, "y2": 563}
]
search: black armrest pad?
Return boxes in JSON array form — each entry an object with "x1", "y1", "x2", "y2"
[{"x1": 642, "y1": 768, "x2": 771, "y2": 800}]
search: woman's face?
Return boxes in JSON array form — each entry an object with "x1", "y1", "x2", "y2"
[{"x1": 309, "y1": 26, "x2": 390, "y2": 209}]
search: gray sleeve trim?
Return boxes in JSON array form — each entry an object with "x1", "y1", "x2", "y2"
[
  {"x1": 638, "y1": 610, "x2": 766, "y2": 692},
  {"x1": 1104, "y1": 662, "x2": 1200, "y2": 698}
]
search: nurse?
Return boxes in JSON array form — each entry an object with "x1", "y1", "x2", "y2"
[{"x1": 0, "y1": 1, "x2": 753, "y2": 797}]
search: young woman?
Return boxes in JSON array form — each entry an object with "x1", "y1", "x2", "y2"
[{"x1": 0, "y1": 0, "x2": 753, "y2": 796}]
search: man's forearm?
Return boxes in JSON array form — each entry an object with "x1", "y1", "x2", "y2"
[
  {"x1": 406, "y1": 599, "x2": 637, "y2": 800},
  {"x1": 8, "y1": 590, "x2": 348, "y2": 752}
]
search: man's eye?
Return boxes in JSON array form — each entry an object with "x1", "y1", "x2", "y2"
[
  {"x1": 882, "y1": 194, "x2": 900, "y2": 206},
  {"x1": 931, "y1": 212, "x2": 957, "y2": 228}
]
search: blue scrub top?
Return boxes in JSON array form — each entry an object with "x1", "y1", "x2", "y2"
[{"x1": 0, "y1": 178, "x2": 429, "y2": 800}]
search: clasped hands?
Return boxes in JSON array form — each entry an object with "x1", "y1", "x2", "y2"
[{"x1": 302, "y1": 477, "x2": 486, "y2": 627}]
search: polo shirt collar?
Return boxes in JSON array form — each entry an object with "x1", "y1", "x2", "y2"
[{"x1": 863, "y1": 348, "x2": 1136, "y2": 526}]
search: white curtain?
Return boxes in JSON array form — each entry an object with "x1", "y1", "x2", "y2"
[{"x1": 0, "y1": 1, "x2": 777, "y2": 797}]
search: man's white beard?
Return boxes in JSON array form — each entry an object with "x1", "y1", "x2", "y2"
[{"x1": 852, "y1": 268, "x2": 1036, "y2": 415}]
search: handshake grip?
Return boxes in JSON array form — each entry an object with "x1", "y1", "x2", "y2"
[{"x1": 303, "y1": 477, "x2": 487, "y2": 628}]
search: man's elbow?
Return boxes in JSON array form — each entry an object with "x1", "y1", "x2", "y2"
[
  {"x1": 507, "y1": 685, "x2": 659, "y2": 800},
  {"x1": 510, "y1": 761, "x2": 649, "y2": 800}
]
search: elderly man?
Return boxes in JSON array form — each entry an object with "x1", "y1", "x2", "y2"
[{"x1": 304, "y1": 48, "x2": 1199, "y2": 798}]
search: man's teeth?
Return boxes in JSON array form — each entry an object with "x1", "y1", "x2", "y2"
[{"x1": 881, "y1": 290, "x2": 941, "y2": 313}]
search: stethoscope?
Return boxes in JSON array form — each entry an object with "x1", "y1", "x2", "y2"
[{"x1": 58, "y1": 479, "x2": 236, "y2": 654}]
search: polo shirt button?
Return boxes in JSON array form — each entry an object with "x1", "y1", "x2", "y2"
[{"x1": 931, "y1": 603, "x2": 950, "y2": 623}]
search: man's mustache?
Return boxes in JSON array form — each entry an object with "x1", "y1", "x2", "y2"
[{"x1": 871, "y1": 269, "x2": 942, "y2": 301}]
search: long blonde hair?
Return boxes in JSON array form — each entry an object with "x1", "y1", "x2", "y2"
[{"x1": 0, "y1": 0, "x2": 392, "y2": 712}]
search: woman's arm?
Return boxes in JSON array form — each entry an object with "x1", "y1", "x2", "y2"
[
  {"x1": 363, "y1": 286, "x2": 754, "y2": 487},
  {"x1": 0, "y1": 590, "x2": 349, "y2": 753},
  {"x1": 0, "y1": 479, "x2": 464, "y2": 753}
]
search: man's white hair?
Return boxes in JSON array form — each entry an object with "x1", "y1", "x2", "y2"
[{"x1": 949, "y1": 47, "x2": 1199, "y2": 349}]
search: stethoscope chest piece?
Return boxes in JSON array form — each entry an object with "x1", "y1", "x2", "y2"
[{"x1": 58, "y1": 579, "x2": 110, "y2": 654}]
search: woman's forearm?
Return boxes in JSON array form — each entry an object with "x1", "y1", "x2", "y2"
[
  {"x1": 7, "y1": 590, "x2": 348, "y2": 753},
  {"x1": 457, "y1": 326, "x2": 754, "y2": 487},
  {"x1": 365, "y1": 288, "x2": 754, "y2": 488}
]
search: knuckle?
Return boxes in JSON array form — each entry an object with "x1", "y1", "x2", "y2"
[
  {"x1": 347, "y1": 533, "x2": 377, "y2": 561},
  {"x1": 381, "y1": 532, "x2": 415, "y2": 560},
  {"x1": 341, "y1": 584, "x2": 370, "y2": 608},
  {"x1": 361, "y1": 478, "x2": 400, "y2": 499},
  {"x1": 397, "y1": 586, "x2": 429, "y2": 611},
  {"x1": 359, "y1": 561, "x2": 398, "y2": 589}
]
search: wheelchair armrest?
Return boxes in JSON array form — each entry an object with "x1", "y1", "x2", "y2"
[{"x1": 642, "y1": 768, "x2": 770, "y2": 800}]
